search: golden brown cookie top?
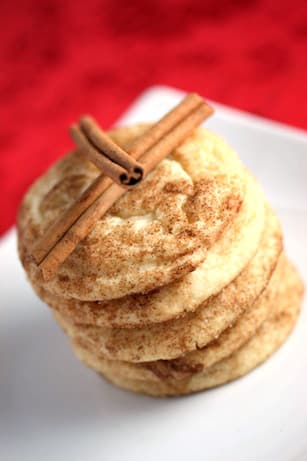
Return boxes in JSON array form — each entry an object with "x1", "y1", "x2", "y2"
[{"x1": 18, "y1": 125, "x2": 246, "y2": 301}]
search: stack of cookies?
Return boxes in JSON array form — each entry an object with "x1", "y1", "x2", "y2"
[{"x1": 18, "y1": 124, "x2": 304, "y2": 397}]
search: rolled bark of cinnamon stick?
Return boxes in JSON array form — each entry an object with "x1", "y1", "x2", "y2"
[
  {"x1": 70, "y1": 123, "x2": 143, "y2": 187},
  {"x1": 128, "y1": 92, "x2": 204, "y2": 157},
  {"x1": 39, "y1": 183, "x2": 125, "y2": 281},
  {"x1": 140, "y1": 103, "x2": 214, "y2": 175},
  {"x1": 80, "y1": 116, "x2": 142, "y2": 174}
]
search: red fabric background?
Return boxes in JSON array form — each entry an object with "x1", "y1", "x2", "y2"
[{"x1": 1, "y1": 0, "x2": 307, "y2": 235}]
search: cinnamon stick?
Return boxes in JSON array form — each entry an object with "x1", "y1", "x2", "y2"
[
  {"x1": 80, "y1": 116, "x2": 139, "y2": 173},
  {"x1": 38, "y1": 101, "x2": 213, "y2": 281},
  {"x1": 71, "y1": 119, "x2": 143, "y2": 187},
  {"x1": 39, "y1": 183, "x2": 125, "y2": 281},
  {"x1": 32, "y1": 174, "x2": 113, "y2": 264},
  {"x1": 32, "y1": 93, "x2": 207, "y2": 266},
  {"x1": 128, "y1": 92, "x2": 204, "y2": 157},
  {"x1": 140, "y1": 103, "x2": 213, "y2": 175}
]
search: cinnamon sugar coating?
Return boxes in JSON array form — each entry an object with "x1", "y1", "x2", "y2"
[
  {"x1": 34, "y1": 171, "x2": 265, "y2": 327},
  {"x1": 18, "y1": 126, "x2": 246, "y2": 301}
]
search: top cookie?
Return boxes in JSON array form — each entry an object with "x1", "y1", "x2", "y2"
[{"x1": 18, "y1": 125, "x2": 246, "y2": 301}]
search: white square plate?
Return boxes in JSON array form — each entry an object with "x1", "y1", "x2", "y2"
[{"x1": 1, "y1": 86, "x2": 306, "y2": 461}]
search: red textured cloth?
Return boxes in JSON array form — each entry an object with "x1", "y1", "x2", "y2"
[{"x1": 1, "y1": 0, "x2": 307, "y2": 235}]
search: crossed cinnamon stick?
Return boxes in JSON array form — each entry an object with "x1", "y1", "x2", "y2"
[
  {"x1": 31, "y1": 93, "x2": 214, "y2": 281},
  {"x1": 71, "y1": 116, "x2": 144, "y2": 187}
]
